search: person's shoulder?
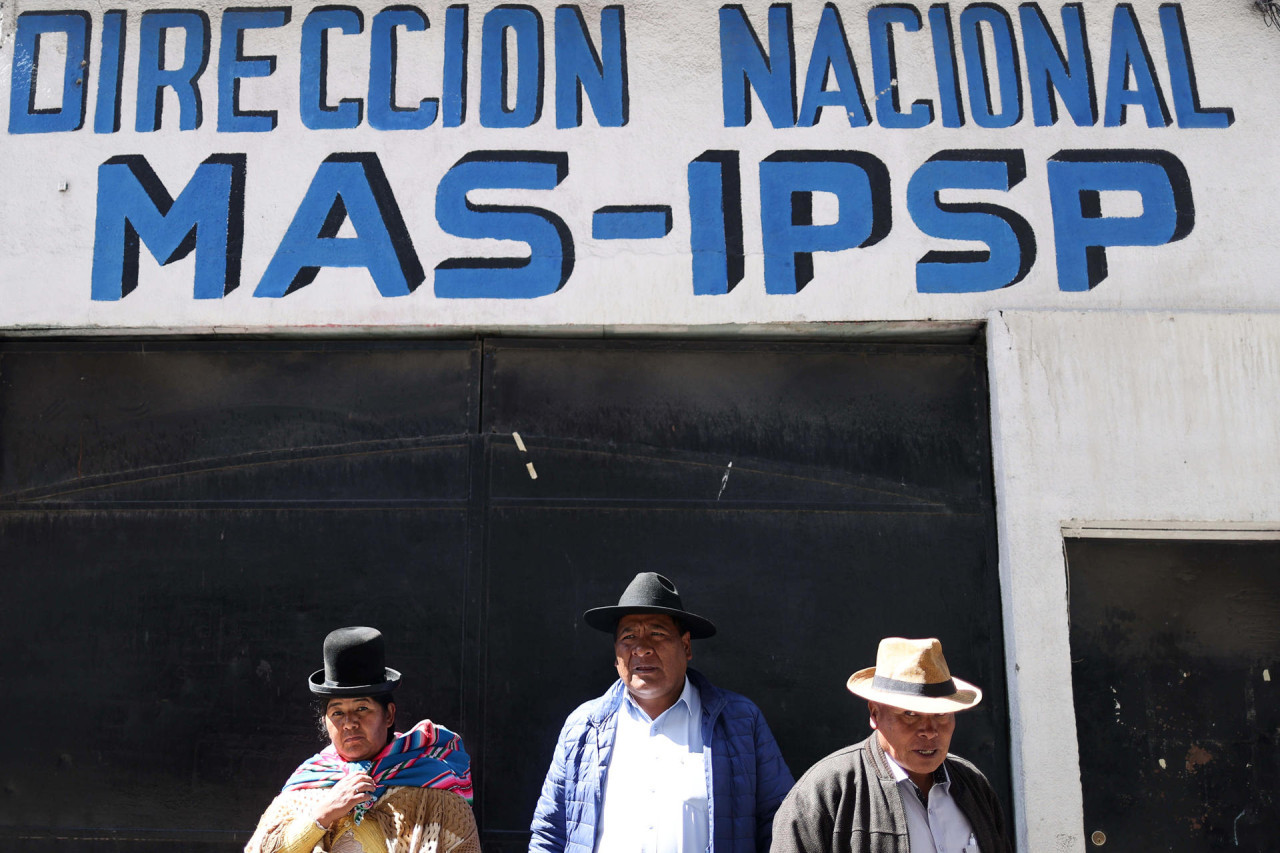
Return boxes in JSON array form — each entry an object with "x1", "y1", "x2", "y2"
[
  {"x1": 688, "y1": 670, "x2": 763, "y2": 714},
  {"x1": 942, "y1": 747, "x2": 998, "y2": 794},
  {"x1": 793, "y1": 732, "x2": 875, "y2": 778},
  {"x1": 804, "y1": 741, "x2": 871, "y2": 775},
  {"x1": 712, "y1": 684, "x2": 764, "y2": 713},
  {"x1": 385, "y1": 786, "x2": 472, "y2": 810},
  {"x1": 557, "y1": 682, "x2": 624, "y2": 731},
  {"x1": 259, "y1": 786, "x2": 331, "y2": 814},
  {"x1": 944, "y1": 752, "x2": 987, "y2": 777},
  {"x1": 784, "y1": 742, "x2": 871, "y2": 800}
]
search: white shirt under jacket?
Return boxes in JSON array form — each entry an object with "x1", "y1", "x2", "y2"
[
  {"x1": 884, "y1": 752, "x2": 980, "y2": 853},
  {"x1": 594, "y1": 677, "x2": 709, "y2": 853}
]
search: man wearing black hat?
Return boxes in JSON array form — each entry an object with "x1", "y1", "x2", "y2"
[
  {"x1": 770, "y1": 638, "x2": 1012, "y2": 853},
  {"x1": 529, "y1": 572, "x2": 794, "y2": 853}
]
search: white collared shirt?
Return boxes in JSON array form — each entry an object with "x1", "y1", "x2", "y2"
[
  {"x1": 595, "y1": 677, "x2": 709, "y2": 853},
  {"x1": 884, "y1": 752, "x2": 980, "y2": 853}
]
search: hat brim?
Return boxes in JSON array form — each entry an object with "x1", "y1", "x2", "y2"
[
  {"x1": 846, "y1": 666, "x2": 983, "y2": 714},
  {"x1": 308, "y1": 667, "x2": 402, "y2": 697},
  {"x1": 583, "y1": 605, "x2": 717, "y2": 639}
]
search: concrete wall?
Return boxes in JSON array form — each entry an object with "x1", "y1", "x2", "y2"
[
  {"x1": 987, "y1": 309, "x2": 1280, "y2": 851},
  {"x1": 2, "y1": 1, "x2": 1277, "y2": 328}
]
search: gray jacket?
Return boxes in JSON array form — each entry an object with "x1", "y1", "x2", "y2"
[{"x1": 770, "y1": 735, "x2": 1012, "y2": 853}]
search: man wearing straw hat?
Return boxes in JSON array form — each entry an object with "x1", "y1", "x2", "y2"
[
  {"x1": 771, "y1": 638, "x2": 1011, "y2": 853},
  {"x1": 530, "y1": 572, "x2": 794, "y2": 853}
]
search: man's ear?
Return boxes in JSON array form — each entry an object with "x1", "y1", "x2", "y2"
[
  {"x1": 867, "y1": 701, "x2": 880, "y2": 730},
  {"x1": 682, "y1": 632, "x2": 693, "y2": 661}
]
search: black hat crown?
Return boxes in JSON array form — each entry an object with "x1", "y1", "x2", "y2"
[
  {"x1": 583, "y1": 572, "x2": 717, "y2": 638},
  {"x1": 309, "y1": 626, "x2": 402, "y2": 696}
]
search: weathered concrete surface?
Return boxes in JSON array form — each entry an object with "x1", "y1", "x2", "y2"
[{"x1": 988, "y1": 309, "x2": 1280, "y2": 852}]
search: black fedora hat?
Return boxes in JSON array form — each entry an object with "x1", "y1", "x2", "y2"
[
  {"x1": 308, "y1": 626, "x2": 402, "y2": 696},
  {"x1": 583, "y1": 572, "x2": 717, "y2": 638}
]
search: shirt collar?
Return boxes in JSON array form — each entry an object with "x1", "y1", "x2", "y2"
[
  {"x1": 622, "y1": 675, "x2": 698, "y2": 723},
  {"x1": 883, "y1": 749, "x2": 951, "y2": 793}
]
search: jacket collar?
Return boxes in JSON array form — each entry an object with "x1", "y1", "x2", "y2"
[
  {"x1": 590, "y1": 678, "x2": 629, "y2": 726},
  {"x1": 687, "y1": 668, "x2": 727, "y2": 720},
  {"x1": 866, "y1": 732, "x2": 899, "y2": 782}
]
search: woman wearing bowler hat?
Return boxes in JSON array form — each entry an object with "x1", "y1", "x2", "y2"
[{"x1": 245, "y1": 627, "x2": 480, "y2": 853}]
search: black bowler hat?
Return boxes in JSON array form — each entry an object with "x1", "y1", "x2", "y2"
[
  {"x1": 308, "y1": 626, "x2": 402, "y2": 696},
  {"x1": 583, "y1": 572, "x2": 717, "y2": 639}
]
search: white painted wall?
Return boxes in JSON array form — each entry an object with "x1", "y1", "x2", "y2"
[
  {"x1": 2, "y1": 1, "x2": 1278, "y2": 329},
  {"x1": 987, "y1": 309, "x2": 1280, "y2": 851}
]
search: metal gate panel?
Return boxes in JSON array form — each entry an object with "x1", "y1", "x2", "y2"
[
  {"x1": 1068, "y1": 538, "x2": 1280, "y2": 851},
  {"x1": 3, "y1": 507, "x2": 469, "y2": 848},
  {"x1": 0, "y1": 341, "x2": 480, "y2": 851},
  {"x1": 0, "y1": 342, "x2": 478, "y2": 502},
  {"x1": 1, "y1": 338, "x2": 1004, "y2": 851},
  {"x1": 476, "y1": 340, "x2": 1005, "y2": 849}
]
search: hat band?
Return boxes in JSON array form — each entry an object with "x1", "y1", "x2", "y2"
[{"x1": 872, "y1": 675, "x2": 958, "y2": 697}]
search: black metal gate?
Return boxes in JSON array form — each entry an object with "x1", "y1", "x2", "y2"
[
  {"x1": 0, "y1": 338, "x2": 1006, "y2": 851},
  {"x1": 1068, "y1": 537, "x2": 1280, "y2": 851}
]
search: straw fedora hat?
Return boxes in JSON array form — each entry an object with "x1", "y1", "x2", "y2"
[
  {"x1": 846, "y1": 637, "x2": 982, "y2": 714},
  {"x1": 583, "y1": 572, "x2": 717, "y2": 638}
]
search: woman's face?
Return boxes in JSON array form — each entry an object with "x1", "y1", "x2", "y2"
[{"x1": 323, "y1": 696, "x2": 396, "y2": 761}]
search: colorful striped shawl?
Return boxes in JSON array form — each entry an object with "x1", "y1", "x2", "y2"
[{"x1": 282, "y1": 719, "x2": 473, "y2": 824}]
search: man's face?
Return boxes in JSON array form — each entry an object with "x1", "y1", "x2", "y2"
[
  {"x1": 869, "y1": 701, "x2": 955, "y2": 786},
  {"x1": 614, "y1": 613, "x2": 692, "y2": 716}
]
